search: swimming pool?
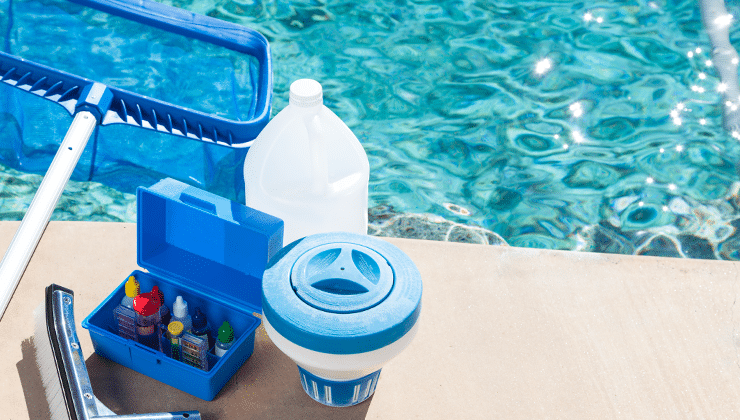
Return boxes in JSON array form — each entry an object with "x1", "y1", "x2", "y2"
[{"x1": 2, "y1": 0, "x2": 740, "y2": 260}]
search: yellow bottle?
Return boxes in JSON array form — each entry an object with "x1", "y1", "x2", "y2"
[{"x1": 121, "y1": 275, "x2": 139, "y2": 309}]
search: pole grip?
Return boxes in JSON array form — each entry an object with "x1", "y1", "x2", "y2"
[{"x1": 0, "y1": 111, "x2": 97, "y2": 321}]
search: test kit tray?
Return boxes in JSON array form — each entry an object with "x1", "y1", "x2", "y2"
[{"x1": 82, "y1": 178, "x2": 283, "y2": 400}]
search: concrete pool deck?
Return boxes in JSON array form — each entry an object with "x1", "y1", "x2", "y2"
[{"x1": 2, "y1": 220, "x2": 740, "y2": 418}]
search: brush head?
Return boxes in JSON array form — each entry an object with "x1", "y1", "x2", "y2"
[
  {"x1": 33, "y1": 284, "x2": 204, "y2": 420},
  {"x1": 33, "y1": 284, "x2": 77, "y2": 420}
]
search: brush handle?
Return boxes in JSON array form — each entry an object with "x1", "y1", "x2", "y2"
[
  {"x1": 44, "y1": 285, "x2": 203, "y2": 420},
  {"x1": 0, "y1": 111, "x2": 97, "y2": 321},
  {"x1": 95, "y1": 412, "x2": 201, "y2": 419}
]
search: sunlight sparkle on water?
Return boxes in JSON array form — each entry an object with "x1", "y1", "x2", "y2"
[
  {"x1": 670, "y1": 107, "x2": 682, "y2": 126},
  {"x1": 535, "y1": 58, "x2": 552, "y2": 75},
  {"x1": 571, "y1": 130, "x2": 586, "y2": 143},
  {"x1": 569, "y1": 102, "x2": 584, "y2": 118}
]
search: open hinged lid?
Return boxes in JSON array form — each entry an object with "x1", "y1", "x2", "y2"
[{"x1": 137, "y1": 178, "x2": 283, "y2": 312}]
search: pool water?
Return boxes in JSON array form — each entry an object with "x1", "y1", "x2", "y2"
[{"x1": 3, "y1": 0, "x2": 740, "y2": 260}]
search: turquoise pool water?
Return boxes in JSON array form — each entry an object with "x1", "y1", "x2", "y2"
[{"x1": 3, "y1": 0, "x2": 740, "y2": 259}]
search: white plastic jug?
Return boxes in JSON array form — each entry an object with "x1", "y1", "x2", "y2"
[{"x1": 243, "y1": 79, "x2": 370, "y2": 246}]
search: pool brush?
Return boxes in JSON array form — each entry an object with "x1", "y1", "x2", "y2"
[{"x1": 33, "y1": 283, "x2": 201, "y2": 420}]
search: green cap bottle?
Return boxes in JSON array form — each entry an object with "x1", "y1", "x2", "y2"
[{"x1": 215, "y1": 321, "x2": 234, "y2": 357}]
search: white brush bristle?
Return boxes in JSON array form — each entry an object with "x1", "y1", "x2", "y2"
[{"x1": 33, "y1": 302, "x2": 72, "y2": 420}]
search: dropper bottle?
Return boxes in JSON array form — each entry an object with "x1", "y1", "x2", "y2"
[
  {"x1": 191, "y1": 307, "x2": 211, "y2": 348},
  {"x1": 133, "y1": 290, "x2": 162, "y2": 351},
  {"x1": 120, "y1": 276, "x2": 139, "y2": 309},
  {"x1": 167, "y1": 321, "x2": 184, "y2": 361},
  {"x1": 215, "y1": 321, "x2": 234, "y2": 357},
  {"x1": 172, "y1": 296, "x2": 192, "y2": 333},
  {"x1": 152, "y1": 285, "x2": 171, "y2": 325},
  {"x1": 113, "y1": 275, "x2": 139, "y2": 341}
]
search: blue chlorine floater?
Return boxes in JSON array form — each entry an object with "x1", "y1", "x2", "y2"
[
  {"x1": 0, "y1": 0, "x2": 272, "y2": 321},
  {"x1": 261, "y1": 232, "x2": 423, "y2": 407}
]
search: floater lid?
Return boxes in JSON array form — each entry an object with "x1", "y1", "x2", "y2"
[
  {"x1": 137, "y1": 178, "x2": 284, "y2": 312},
  {"x1": 290, "y1": 243, "x2": 394, "y2": 314},
  {"x1": 262, "y1": 232, "x2": 423, "y2": 355}
]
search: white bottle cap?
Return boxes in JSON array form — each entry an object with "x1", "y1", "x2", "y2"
[
  {"x1": 173, "y1": 295, "x2": 188, "y2": 318},
  {"x1": 289, "y1": 79, "x2": 323, "y2": 108}
]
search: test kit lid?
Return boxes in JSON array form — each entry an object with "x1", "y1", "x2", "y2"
[
  {"x1": 262, "y1": 232, "x2": 422, "y2": 355},
  {"x1": 137, "y1": 178, "x2": 284, "y2": 313}
]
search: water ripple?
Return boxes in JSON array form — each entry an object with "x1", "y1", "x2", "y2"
[{"x1": 4, "y1": 0, "x2": 740, "y2": 260}]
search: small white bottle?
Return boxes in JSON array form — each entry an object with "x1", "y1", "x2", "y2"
[
  {"x1": 243, "y1": 79, "x2": 370, "y2": 246},
  {"x1": 171, "y1": 295, "x2": 192, "y2": 333}
]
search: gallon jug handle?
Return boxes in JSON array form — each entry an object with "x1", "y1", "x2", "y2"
[{"x1": 304, "y1": 113, "x2": 329, "y2": 194}]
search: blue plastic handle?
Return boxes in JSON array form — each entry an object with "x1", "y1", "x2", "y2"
[{"x1": 180, "y1": 192, "x2": 218, "y2": 215}]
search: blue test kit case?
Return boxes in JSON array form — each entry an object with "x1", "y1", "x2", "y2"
[{"x1": 82, "y1": 177, "x2": 284, "y2": 400}]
